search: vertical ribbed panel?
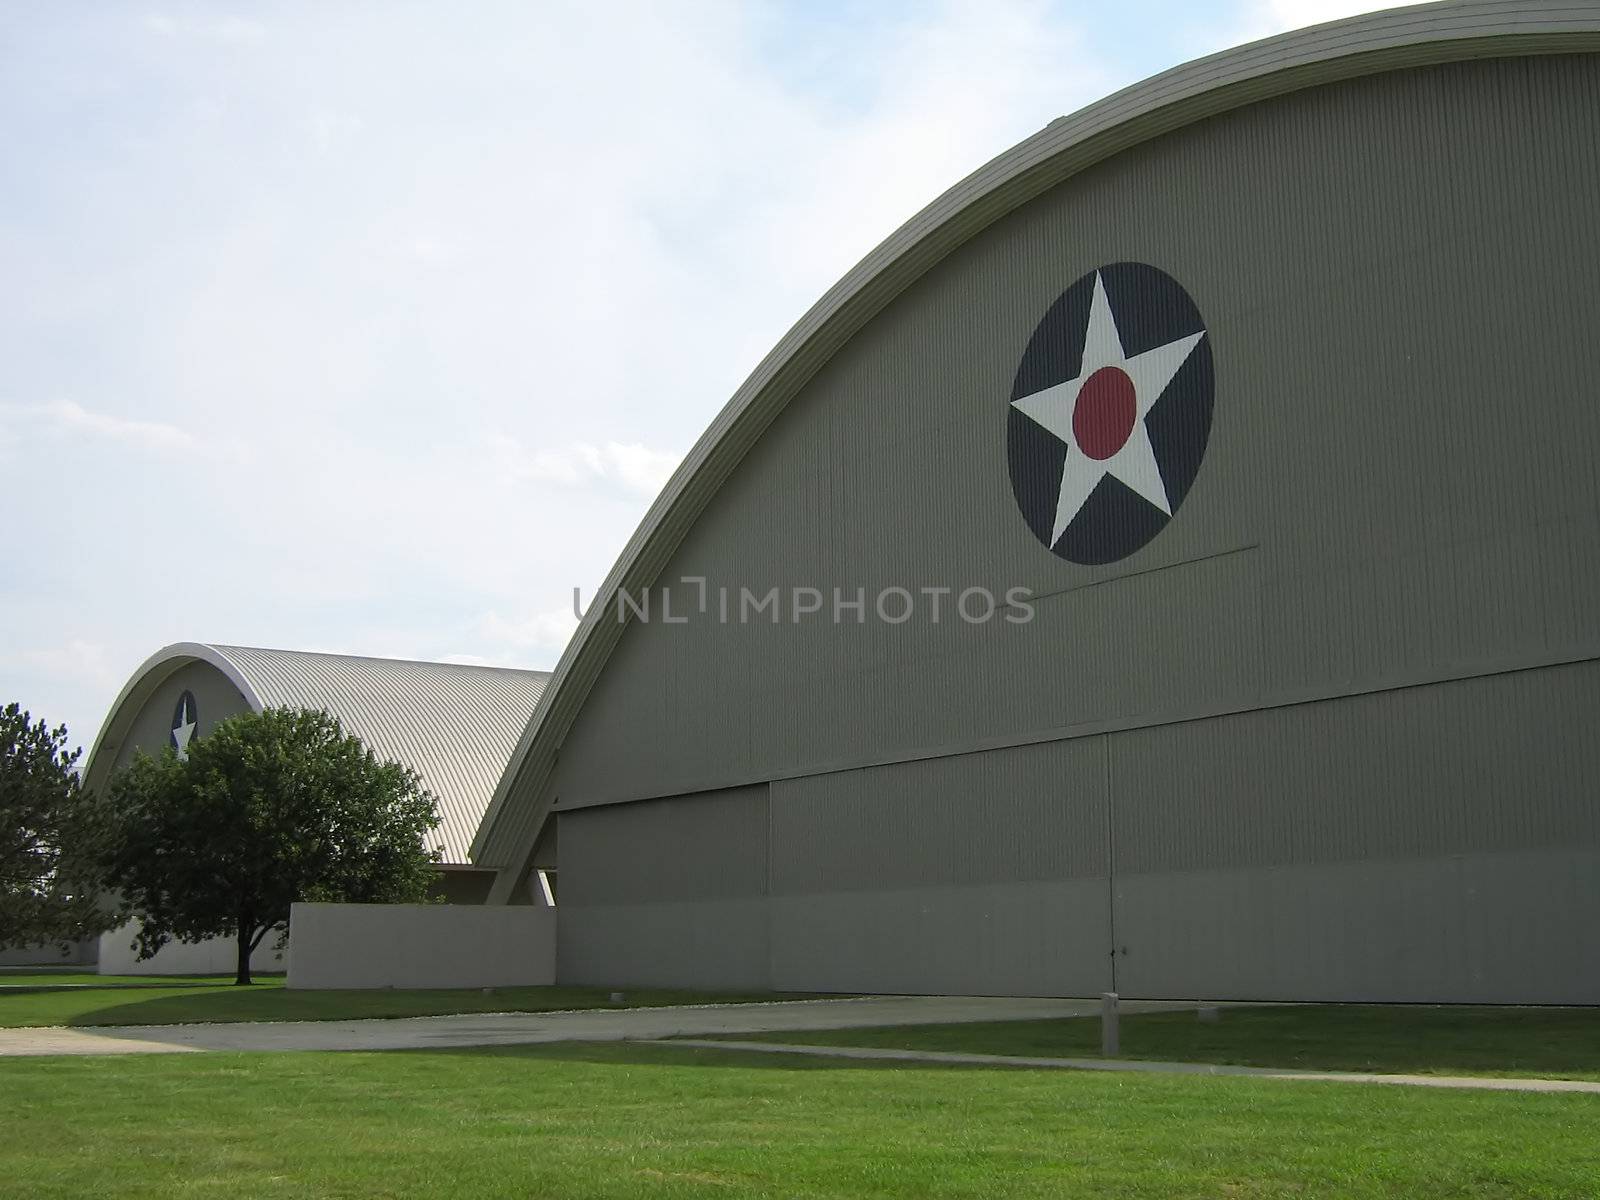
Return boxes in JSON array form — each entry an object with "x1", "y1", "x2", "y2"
[
  {"x1": 558, "y1": 787, "x2": 768, "y2": 907},
  {"x1": 764, "y1": 742, "x2": 1113, "y2": 995},
  {"x1": 551, "y1": 52, "x2": 1600, "y2": 814},
  {"x1": 556, "y1": 787, "x2": 772, "y2": 989},
  {"x1": 769, "y1": 740, "x2": 1108, "y2": 894},
  {"x1": 1112, "y1": 659, "x2": 1600, "y2": 875},
  {"x1": 1112, "y1": 849, "x2": 1600, "y2": 1004}
]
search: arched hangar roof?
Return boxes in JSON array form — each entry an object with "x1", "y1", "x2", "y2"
[
  {"x1": 472, "y1": 0, "x2": 1600, "y2": 894},
  {"x1": 84, "y1": 643, "x2": 551, "y2": 865}
]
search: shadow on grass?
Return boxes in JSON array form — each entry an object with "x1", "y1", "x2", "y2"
[
  {"x1": 12, "y1": 983, "x2": 838, "y2": 1029},
  {"x1": 0, "y1": 977, "x2": 274, "y2": 996},
  {"x1": 404, "y1": 1040, "x2": 999, "y2": 1073},
  {"x1": 709, "y1": 1006, "x2": 1600, "y2": 1081},
  {"x1": 39, "y1": 985, "x2": 524, "y2": 1036},
  {"x1": 1100, "y1": 1006, "x2": 1600, "y2": 1079}
]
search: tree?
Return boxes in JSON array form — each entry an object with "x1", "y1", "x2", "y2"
[
  {"x1": 1, "y1": 703, "x2": 110, "y2": 953},
  {"x1": 95, "y1": 706, "x2": 442, "y2": 984}
]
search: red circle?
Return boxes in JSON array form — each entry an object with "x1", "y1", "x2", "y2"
[{"x1": 1072, "y1": 366, "x2": 1137, "y2": 460}]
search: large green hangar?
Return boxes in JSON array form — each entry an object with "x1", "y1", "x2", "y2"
[{"x1": 473, "y1": 1, "x2": 1600, "y2": 1004}]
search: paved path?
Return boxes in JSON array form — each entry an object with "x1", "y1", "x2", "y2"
[
  {"x1": 0, "y1": 995, "x2": 1193, "y2": 1057},
  {"x1": 662, "y1": 1039, "x2": 1600, "y2": 1094},
  {"x1": 3, "y1": 1000, "x2": 1592, "y2": 1093}
]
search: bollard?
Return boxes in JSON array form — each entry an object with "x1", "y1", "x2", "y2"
[{"x1": 1100, "y1": 991, "x2": 1120, "y2": 1056}]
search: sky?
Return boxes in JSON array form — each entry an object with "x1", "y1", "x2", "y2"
[{"x1": 1, "y1": 0, "x2": 1407, "y2": 751}]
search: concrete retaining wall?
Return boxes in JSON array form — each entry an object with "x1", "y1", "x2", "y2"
[{"x1": 286, "y1": 902, "x2": 555, "y2": 990}]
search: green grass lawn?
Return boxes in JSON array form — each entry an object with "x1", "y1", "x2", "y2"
[
  {"x1": 714, "y1": 1004, "x2": 1600, "y2": 1081},
  {"x1": 2, "y1": 1041, "x2": 1596, "y2": 1199},
  {"x1": 0, "y1": 975, "x2": 829, "y2": 1028}
]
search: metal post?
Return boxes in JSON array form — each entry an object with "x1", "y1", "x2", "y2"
[{"x1": 1100, "y1": 991, "x2": 1119, "y2": 1056}]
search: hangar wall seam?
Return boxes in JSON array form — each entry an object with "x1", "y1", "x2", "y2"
[
  {"x1": 540, "y1": 646, "x2": 1600, "y2": 812},
  {"x1": 556, "y1": 660, "x2": 1600, "y2": 999}
]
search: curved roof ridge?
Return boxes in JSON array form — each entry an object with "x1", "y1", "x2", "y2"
[
  {"x1": 84, "y1": 642, "x2": 551, "y2": 865},
  {"x1": 470, "y1": 0, "x2": 1600, "y2": 890},
  {"x1": 208, "y1": 643, "x2": 552, "y2": 675}
]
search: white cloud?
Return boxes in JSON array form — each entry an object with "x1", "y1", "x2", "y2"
[
  {"x1": 1218, "y1": 0, "x2": 1418, "y2": 47},
  {"x1": 0, "y1": 0, "x2": 1129, "y2": 745},
  {"x1": 477, "y1": 607, "x2": 582, "y2": 661},
  {"x1": 1, "y1": 640, "x2": 120, "y2": 695},
  {"x1": 0, "y1": 400, "x2": 200, "y2": 454},
  {"x1": 491, "y1": 436, "x2": 684, "y2": 498},
  {"x1": 143, "y1": 13, "x2": 265, "y2": 43},
  {"x1": 595, "y1": 443, "x2": 685, "y2": 496},
  {"x1": 435, "y1": 653, "x2": 497, "y2": 667},
  {"x1": 0, "y1": 640, "x2": 124, "y2": 752},
  {"x1": 1262, "y1": 0, "x2": 1403, "y2": 28},
  {"x1": 309, "y1": 109, "x2": 364, "y2": 154}
]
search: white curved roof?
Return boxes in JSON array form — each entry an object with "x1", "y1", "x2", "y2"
[
  {"x1": 471, "y1": 0, "x2": 1600, "y2": 889},
  {"x1": 84, "y1": 643, "x2": 550, "y2": 864}
]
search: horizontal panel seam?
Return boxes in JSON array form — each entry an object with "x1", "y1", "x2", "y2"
[{"x1": 555, "y1": 646, "x2": 1600, "y2": 810}]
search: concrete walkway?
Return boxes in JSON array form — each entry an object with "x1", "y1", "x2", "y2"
[
  {"x1": 0, "y1": 995, "x2": 1193, "y2": 1057},
  {"x1": 662, "y1": 1039, "x2": 1600, "y2": 1095},
  {"x1": 3, "y1": 998, "x2": 1592, "y2": 1094}
]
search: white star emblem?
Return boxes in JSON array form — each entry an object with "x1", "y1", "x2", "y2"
[
  {"x1": 1011, "y1": 272, "x2": 1205, "y2": 546},
  {"x1": 172, "y1": 695, "x2": 196, "y2": 761}
]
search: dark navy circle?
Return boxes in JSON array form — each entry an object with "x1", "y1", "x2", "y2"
[{"x1": 1007, "y1": 262, "x2": 1214, "y2": 565}]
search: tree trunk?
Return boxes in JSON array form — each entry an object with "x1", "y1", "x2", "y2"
[{"x1": 235, "y1": 919, "x2": 253, "y2": 986}]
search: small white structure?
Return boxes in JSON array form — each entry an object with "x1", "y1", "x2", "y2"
[{"x1": 286, "y1": 903, "x2": 555, "y2": 990}]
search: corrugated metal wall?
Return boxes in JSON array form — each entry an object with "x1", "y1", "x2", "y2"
[
  {"x1": 93, "y1": 647, "x2": 549, "y2": 867},
  {"x1": 768, "y1": 741, "x2": 1112, "y2": 995},
  {"x1": 559, "y1": 663, "x2": 1600, "y2": 1000},
  {"x1": 546, "y1": 54, "x2": 1600, "y2": 1001},
  {"x1": 212, "y1": 646, "x2": 549, "y2": 864},
  {"x1": 556, "y1": 745, "x2": 1112, "y2": 995},
  {"x1": 1112, "y1": 660, "x2": 1600, "y2": 1001},
  {"x1": 557, "y1": 787, "x2": 771, "y2": 989},
  {"x1": 1113, "y1": 663, "x2": 1600, "y2": 877}
]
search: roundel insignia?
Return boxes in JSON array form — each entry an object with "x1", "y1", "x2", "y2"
[
  {"x1": 170, "y1": 690, "x2": 198, "y2": 760},
  {"x1": 1007, "y1": 262, "x2": 1214, "y2": 565}
]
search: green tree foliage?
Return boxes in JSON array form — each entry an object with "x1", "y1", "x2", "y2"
[
  {"x1": 97, "y1": 707, "x2": 443, "y2": 984},
  {"x1": 0, "y1": 703, "x2": 110, "y2": 952}
]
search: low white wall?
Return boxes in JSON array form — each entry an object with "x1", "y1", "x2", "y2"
[
  {"x1": 286, "y1": 903, "x2": 555, "y2": 990},
  {"x1": 98, "y1": 924, "x2": 285, "y2": 976}
]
